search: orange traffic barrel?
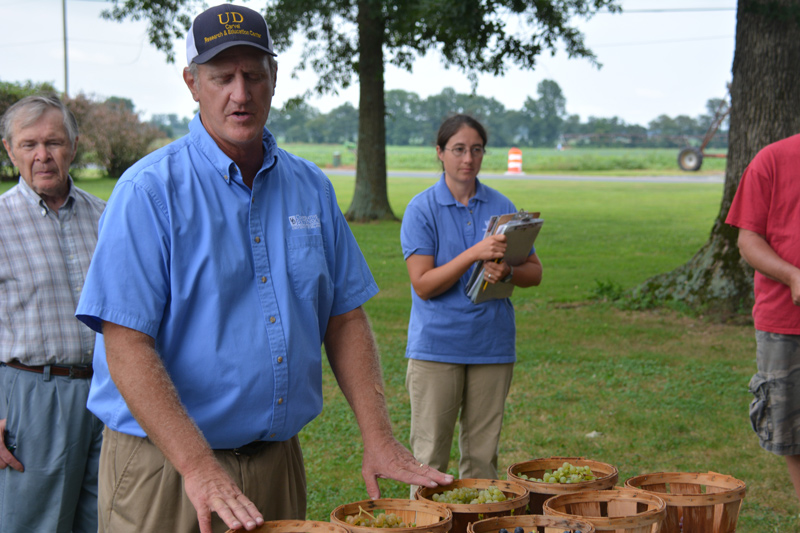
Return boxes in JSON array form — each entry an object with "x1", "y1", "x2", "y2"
[{"x1": 505, "y1": 148, "x2": 523, "y2": 175}]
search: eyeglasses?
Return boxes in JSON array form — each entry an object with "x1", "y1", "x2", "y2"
[{"x1": 443, "y1": 146, "x2": 486, "y2": 158}]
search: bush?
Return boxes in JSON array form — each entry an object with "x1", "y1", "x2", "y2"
[{"x1": 68, "y1": 93, "x2": 166, "y2": 177}]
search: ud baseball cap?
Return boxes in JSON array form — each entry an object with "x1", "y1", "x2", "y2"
[{"x1": 186, "y1": 4, "x2": 276, "y2": 65}]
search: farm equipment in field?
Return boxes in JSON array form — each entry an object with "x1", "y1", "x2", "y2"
[{"x1": 678, "y1": 91, "x2": 730, "y2": 171}]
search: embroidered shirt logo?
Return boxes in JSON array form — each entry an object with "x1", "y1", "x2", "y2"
[{"x1": 288, "y1": 214, "x2": 321, "y2": 230}]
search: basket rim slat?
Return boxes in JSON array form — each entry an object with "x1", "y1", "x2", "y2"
[
  {"x1": 466, "y1": 514, "x2": 597, "y2": 533},
  {"x1": 225, "y1": 519, "x2": 351, "y2": 533},
  {"x1": 624, "y1": 471, "x2": 746, "y2": 506},
  {"x1": 543, "y1": 487, "x2": 667, "y2": 527}
]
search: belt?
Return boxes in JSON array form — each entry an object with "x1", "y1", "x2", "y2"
[
  {"x1": 219, "y1": 440, "x2": 274, "y2": 456},
  {"x1": 3, "y1": 361, "x2": 93, "y2": 379}
]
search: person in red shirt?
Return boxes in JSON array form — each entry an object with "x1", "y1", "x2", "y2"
[{"x1": 726, "y1": 133, "x2": 800, "y2": 504}]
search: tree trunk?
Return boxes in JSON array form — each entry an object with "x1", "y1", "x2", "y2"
[
  {"x1": 632, "y1": 0, "x2": 800, "y2": 318},
  {"x1": 345, "y1": 0, "x2": 396, "y2": 221}
]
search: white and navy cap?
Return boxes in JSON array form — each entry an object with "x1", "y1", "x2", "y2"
[{"x1": 186, "y1": 4, "x2": 276, "y2": 65}]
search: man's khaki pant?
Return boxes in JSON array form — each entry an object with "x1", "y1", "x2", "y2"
[
  {"x1": 98, "y1": 428, "x2": 306, "y2": 533},
  {"x1": 406, "y1": 359, "x2": 514, "y2": 496}
]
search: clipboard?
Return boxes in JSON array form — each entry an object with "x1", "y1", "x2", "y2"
[{"x1": 465, "y1": 210, "x2": 543, "y2": 304}]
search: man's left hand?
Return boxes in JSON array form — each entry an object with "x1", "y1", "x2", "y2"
[{"x1": 361, "y1": 435, "x2": 453, "y2": 499}]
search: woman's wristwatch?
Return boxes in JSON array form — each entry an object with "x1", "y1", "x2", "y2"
[{"x1": 501, "y1": 265, "x2": 514, "y2": 284}]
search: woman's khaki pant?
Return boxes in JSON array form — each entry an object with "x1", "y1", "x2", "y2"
[{"x1": 406, "y1": 359, "x2": 514, "y2": 497}]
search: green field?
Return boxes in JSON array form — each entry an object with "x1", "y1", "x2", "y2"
[
  {"x1": 278, "y1": 144, "x2": 728, "y2": 176},
  {"x1": 3, "y1": 153, "x2": 792, "y2": 531}
]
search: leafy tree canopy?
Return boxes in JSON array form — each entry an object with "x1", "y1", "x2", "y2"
[{"x1": 102, "y1": 1, "x2": 621, "y2": 93}]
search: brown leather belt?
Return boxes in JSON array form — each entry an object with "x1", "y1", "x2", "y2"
[{"x1": 3, "y1": 361, "x2": 93, "y2": 379}]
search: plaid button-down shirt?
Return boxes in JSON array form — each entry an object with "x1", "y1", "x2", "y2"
[{"x1": 0, "y1": 177, "x2": 105, "y2": 365}]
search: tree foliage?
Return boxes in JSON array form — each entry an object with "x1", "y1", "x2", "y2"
[
  {"x1": 264, "y1": 83, "x2": 728, "y2": 150},
  {"x1": 70, "y1": 95, "x2": 166, "y2": 177},
  {"x1": 99, "y1": 0, "x2": 621, "y2": 220}
]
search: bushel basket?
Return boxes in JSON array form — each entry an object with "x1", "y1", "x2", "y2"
[
  {"x1": 624, "y1": 471, "x2": 746, "y2": 533},
  {"x1": 415, "y1": 478, "x2": 530, "y2": 533},
  {"x1": 331, "y1": 497, "x2": 453, "y2": 533},
  {"x1": 507, "y1": 456, "x2": 618, "y2": 514}
]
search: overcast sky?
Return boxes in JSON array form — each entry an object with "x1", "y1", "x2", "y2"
[{"x1": 1, "y1": 0, "x2": 736, "y2": 126}]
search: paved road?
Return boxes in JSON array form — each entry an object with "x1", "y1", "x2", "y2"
[{"x1": 322, "y1": 168, "x2": 725, "y2": 184}]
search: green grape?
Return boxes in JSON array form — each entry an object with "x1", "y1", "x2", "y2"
[
  {"x1": 345, "y1": 508, "x2": 415, "y2": 528},
  {"x1": 432, "y1": 485, "x2": 508, "y2": 504},
  {"x1": 518, "y1": 462, "x2": 598, "y2": 484}
]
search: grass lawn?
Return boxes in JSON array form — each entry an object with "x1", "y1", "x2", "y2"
[
  {"x1": 3, "y1": 164, "x2": 792, "y2": 531},
  {"x1": 316, "y1": 176, "x2": 796, "y2": 532}
]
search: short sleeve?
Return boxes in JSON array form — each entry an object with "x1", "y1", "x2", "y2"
[
  {"x1": 726, "y1": 155, "x2": 773, "y2": 235},
  {"x1": 76, "y1": 180, "x2": 170, "y2": 336},
  {"x1": 401, "y1": 196, "x2": 436, "y2": 260}
]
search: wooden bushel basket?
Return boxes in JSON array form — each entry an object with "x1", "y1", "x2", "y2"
[
  {"x1": 507, "y1": 456, "x2": 619, "y2": 514},
  {"x1": 225, "y1": 519, "x2": 350, "y2": 533},
  {"x1": 467, "y1": 513, "x2": 597, "y2": 533},
  {"x1": 543, "y1": 487, "x2": 666, "y2": 533},
  {"x1": 624, "y1": 471, "x2": 746, "y2": 533},
  {"x1": 330, "y1": 498, "x2": 453, "y2": 533},
  {"x1": 415, "y1": 478, "x2": 530, "y2": 533}
]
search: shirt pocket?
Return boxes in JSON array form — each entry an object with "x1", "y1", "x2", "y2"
[{"x1": 287, "y1": 233, "x2": 330, "y2": 302}]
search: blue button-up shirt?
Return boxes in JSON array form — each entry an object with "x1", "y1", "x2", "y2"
[
  {"x1": 77, "y1": 115, "x2": 378, "y2": 448},
  {"x1": 400, "y1": 175, "x2": 528, "y2": 365}
]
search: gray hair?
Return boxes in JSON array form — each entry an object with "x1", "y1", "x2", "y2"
[
  {"x1": 1, "y1": 94, "x2": 79, "y2": 150},
  {"x1": 187, "y1": 54, "x2": 277, "y2": 84}
]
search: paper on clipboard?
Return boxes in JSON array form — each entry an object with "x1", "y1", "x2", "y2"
[{"x1": 465, "y1": 210, "x2": 543, "y2": 304}]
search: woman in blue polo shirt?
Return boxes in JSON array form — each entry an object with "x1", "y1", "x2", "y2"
[{"x1": 401, "y1": 115, "x2": 543, "y2": 485}]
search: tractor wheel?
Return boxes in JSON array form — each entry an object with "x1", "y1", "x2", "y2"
[{"x1": 678, "y1": 147, "x2": 703, "y2": 171}]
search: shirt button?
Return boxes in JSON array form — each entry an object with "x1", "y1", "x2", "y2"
[
  {"x1": 261, "y1": 276, "x2": 267, "y2": 283},
  {"x1": 277, "y1": 398, "x2": 284, "y2": 405},
  {"x1": 252, "y1": 197, "x2": 255, "y2": 203},
  {"x1": 277, "y1": 356, "x2": 283, "y2": 363},
  {"x1": 467, "y1": 221, "x2": 472, "y2": 225},
  {"x1": 270, "y1": 433, "x2": 276, "y2": 438},
  {"x1": 270, "y1": 316, "x2": 276, "y2": 323},
  {"x1": 255, "y1": 236, "x2": 261, "y2": 243}
]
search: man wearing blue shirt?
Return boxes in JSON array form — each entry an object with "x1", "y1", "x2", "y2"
[{"x1": 76, "y1": 5, "x2": 451, "y2": 533}]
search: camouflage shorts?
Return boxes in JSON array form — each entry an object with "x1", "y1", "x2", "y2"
[{"x1": 751, "y1": 330, "x2": 800, "y2": 456}]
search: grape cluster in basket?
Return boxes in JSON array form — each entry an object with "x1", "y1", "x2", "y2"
[
  {"x1": 345, "y1": 509, "x2": 415, "y2": 528},
  {"x1": 431, "y1": 486, "x2": 507, "y2": 504},
  {"x1": 519, "y1": 461, "x2": 596, "y2": 484},
  {"x1": 498, "y1": 527, "x2": 583, "y2": 533}
]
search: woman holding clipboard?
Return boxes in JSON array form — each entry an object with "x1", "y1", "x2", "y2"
[{"x1": 400, "y1": 115, "x2": 542, "y2": 490}]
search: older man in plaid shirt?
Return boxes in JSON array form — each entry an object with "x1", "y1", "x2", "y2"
[{"x1": 0, "y1": 95, "x2": 105, "y2": 532}]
